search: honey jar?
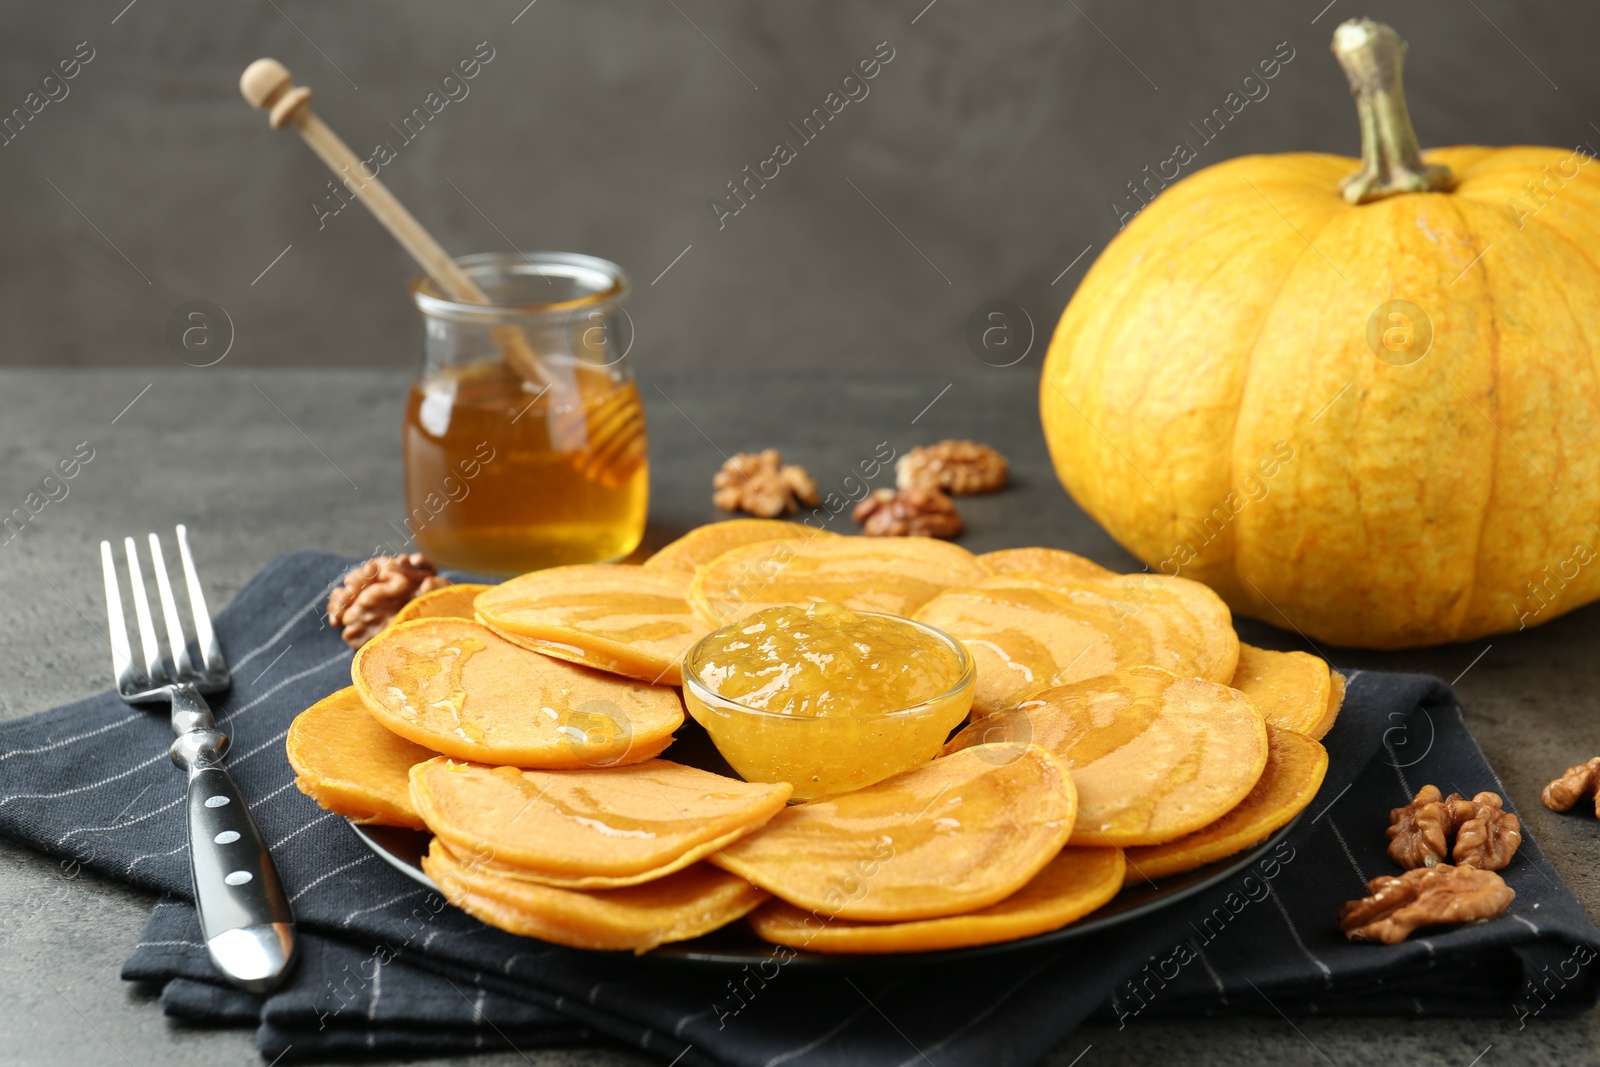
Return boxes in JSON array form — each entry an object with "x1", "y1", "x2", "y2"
[{"x1": 404, "y1": 253, "x2": 647, "y2": 575}]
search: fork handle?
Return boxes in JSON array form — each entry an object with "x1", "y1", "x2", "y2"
[{"x1": 185, "y1": 764, "x2": 297, "y2": 992}]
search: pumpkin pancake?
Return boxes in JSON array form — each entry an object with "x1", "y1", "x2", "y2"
[
  {"x1": 690, "y1": 536, "x2": 987, "y2": 627},
  {"x1": 1309, "y1": 669, "x2": 1346, "y2": 741},
  {"x1": 410, "y1": 757, "x2": 791, "y2": 879},
  {"x1": 711, "y1": 744, "x2": 1076, "y2": 922},
  {"x1": 389, "y1": 583, "x2": 494, "y2": 626},
  {"x1": 977, "y1": 547, "x2": 1114, "y2": 584},
  {"x1": 432, "y1": 838, "x2": 758, "y2": 891},
  {"x1": 643, "y1": 520, "x2": 837, "y2": 576},
  {"x1": 914, "y1": 574, "x2": 1238, "y2": 716},
  {"x1": 423, "y1": 840, "x2": 768, "y2": 953},
  {"x1": 474, "y1": 565, "x2": 708, "y2": 686},
  {"x1": 1229, "y1": 643, "x2": 1332, "y2": 735},
  {"x1": 353, "y1": 618, "x2": 683, "y2": 767},
  {"x1": 749, "y1": 847, "x2": 1124, "y2": 954},
  {"x1": 945, "y1": 666, "x2": 1267, "y2": 847},
  {"x1": 285, "y1": 687, "x2": 431, "y2": 828},
  {"x1": 1122, "y1": 725, "x2": 1327, "y2": 883}
]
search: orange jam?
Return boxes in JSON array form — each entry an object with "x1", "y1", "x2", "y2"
[
  {"x1": 682, "y1": 604, "x2": 975, "y2": 800},
  {"x1": 693, "y1": 604, "x2": 964, "y2": 716}
]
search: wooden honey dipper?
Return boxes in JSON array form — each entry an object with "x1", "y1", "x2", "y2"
[{"x1": 239, "y1": 59, "x2": 646, "y2": 487}]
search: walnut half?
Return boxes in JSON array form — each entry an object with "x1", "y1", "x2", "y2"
[
  {"x1": 896, "y1": 440, "x2": 1008, "y2": 495},
  {"x1": 1385, "y1": 784, "x2": 1451, "y2": 869},
  {"x1": 853, "y1": 486, "x2": 963, "y2": 539},
  {"x1": 1339, "y1": 864, "x2": 1515, "y2": 945},
  {"x1": 1386, "y1": 784, "x2": 1521, "y2": 872},
  {"x1": 327, "y1": 553, "x2": 450, "y2": 650},
  {"x1": 1542, "y1": 757, "x2": 1600, "y2": 816},
  {"x1": 1448, "y1": 791, "x2": 1523, "y2": 871},
  {"x1": 712, "y1": 450, "x2": 820, "y2": 518}
]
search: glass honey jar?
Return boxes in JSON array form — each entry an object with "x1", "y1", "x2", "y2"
[{"x1": 405, "y1": 252, "x2": 647, "y2": 575}]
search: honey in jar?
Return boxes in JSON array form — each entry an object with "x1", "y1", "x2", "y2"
[
  {"x1": 405, "y1": 253, "x2": 648, "y2": 575},
  {"x1": 682, "y1": 604, "x2": 976, "y2": 799}
]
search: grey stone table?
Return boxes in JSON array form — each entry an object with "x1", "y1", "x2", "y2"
[{"x1": 0, "y1": 368, "x2": 1596, "y2": 1067}]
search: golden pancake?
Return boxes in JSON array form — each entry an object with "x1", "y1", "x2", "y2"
[
  {"x1": 690, "y1": 536, "x2": 987, "y2": 627},
  {"x1": 1310, "y1": 669, "x2": 1346, "y2": 741},
  {"x1": 945, "y1": 666, "x2": 1267, "y2": 847},
  {"x1": 285, "y1": 687, "x2": 432, "y2": 828},
  {"x1": 643, "y1": 520, "x2": 837, "y2": 576},
  {"x1": 749, "y1": 846, "x2": 1124, "y2": 954},
  {"x1": 1122, "y1": 725, "x2": 1327, "y2": 883},
  {"x1": 474, "y1": 564, "x2": 708, "y2": 686},
  {"x1": 353, "y1": 618, "x2": 682, "y2": 767},
  {"x1": 1229, "y1": 644, "x2": 1332, "y2": 736},
  {"x1": 977, "y1": 547, "x2": 1114, "y2": 584},
  {"x1": 914, "y1": 574, "x2": 1238, "y2": 716},
  {"x1": 409, "y1": 757, "x2": 791, "y2": 879},
  {"x1": 711, "y1": 744, "x2": 1076, "y2": 922},
  {"x1": 389, "y1": 583, "x2": 494, "y2": 626},
  {"x1": 423, "y1": 840, "x2": 768, "y2": 953},
  {"x1": 433, "y1": 839, "x2": 758, "y2": 891}
]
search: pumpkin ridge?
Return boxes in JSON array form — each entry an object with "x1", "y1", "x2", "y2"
[
  {"x1": 1515, "y1": 216, "x2": 1590, "y2": 495},
  {"x1": 1480, "y1": 173, "x2": 1600, "y2": 502},
  {"x1": 1041, "y1": 229, "x2": 1159, "y2": 505},
  {"x1": 1050, "y1": 224, "x2": 1183, "y2": 508},
  {"x1": 1545, "y1": 253, "x2": 1600, "y2": 502},
  {"x1": 1229, "y1": 195, "x2": 1350, "y2": 617},
  {"x1": 1422, "y1": 146, "x2": 1498, "y2": 178},
  {"x1": 1049, "y1": 173, "x2": 1344, "y2": 569},
  {"x1": 1448, "y1": 197, "x2": 1500, "y2": 644},
  {"x1": 1446, "y1": 146, "x2": 1600, "y2": 196},
  {"x1": 1466, "y1": 200, "x2": 1598, "y2": 629},
  {"x1": 1523, "y1": 211, "x2": 1600, "y2": 308}
]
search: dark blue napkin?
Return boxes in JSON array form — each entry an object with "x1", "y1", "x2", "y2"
[{"x1": 1, "y1": 551, "x2": 1595, "y2": 1064}]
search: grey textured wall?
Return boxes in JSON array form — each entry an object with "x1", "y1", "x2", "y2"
[{"x1": 0, "y1": 1, "x2": 1592, "y2": 372}]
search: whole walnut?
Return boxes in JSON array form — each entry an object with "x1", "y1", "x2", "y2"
[
  {"x1": 1386, "y1": 784, "x2": 1521, "y2": 871},
  {"x1": 1339, "y1": 864, "x2": 1514, "y2": 945},
  {"x1": 896, "y1": 440, "x2": 1008, "y2": 495},
  {"x1": 712, "y1": 450, "x2": 820, "y2": 518},
  {"x1": 853, "y1": 486, "x2": 963, "y2": 539},
  {"x1": 1386, "y1": 785, "x2": 1452, "y2": 869},
  {"x1": 327, "y1": 553, "x2": 450, "y2": 649}
]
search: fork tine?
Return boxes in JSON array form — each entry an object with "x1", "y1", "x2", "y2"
[
  {"x1": 148, "y1": 532, "x2": 195, "y2": 680},
  {"x1": 124, "y1": 535, "x2": 167, "y2": 685},
  {"x1": 176, "y1": 524, "x2": 224, "y2": 675},
  {"x1": 100, "y1": 540, "x2": 136, "y2": 690}
]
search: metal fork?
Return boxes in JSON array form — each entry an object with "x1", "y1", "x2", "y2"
[{"x1": 99, "y1": 524, "x2": 295, "y2": 992}]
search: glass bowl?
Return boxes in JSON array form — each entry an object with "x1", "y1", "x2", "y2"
[{"x1": 680, "y1": 612, "x2": 976, "y2": 801}]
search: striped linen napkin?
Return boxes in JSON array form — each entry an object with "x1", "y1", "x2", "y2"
[{"x1": 2, "y1": 551, "x2": 1596, "y2": 1064}]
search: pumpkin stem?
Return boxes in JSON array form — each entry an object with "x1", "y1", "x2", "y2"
[{"x1": 1331, "y1": 19, "x2": 1452, "y2": 204}]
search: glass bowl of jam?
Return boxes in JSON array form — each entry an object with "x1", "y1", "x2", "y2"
[{"x1": 681, "y1": 603, "x2": 976, "y2": 801}]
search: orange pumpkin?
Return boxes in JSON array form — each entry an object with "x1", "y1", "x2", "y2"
[{"x1": 1041, "y1": 19, "x2": 1600, "y2": 649}]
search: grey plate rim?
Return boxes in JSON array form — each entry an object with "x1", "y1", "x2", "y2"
[{"x1": 348, "y1": 814, "x2": 1300, "y2": 969}]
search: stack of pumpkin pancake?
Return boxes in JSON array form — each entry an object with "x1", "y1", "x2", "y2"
[{"x1": 287, "y1": 519, "x2": 1341, "y2": 954}]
